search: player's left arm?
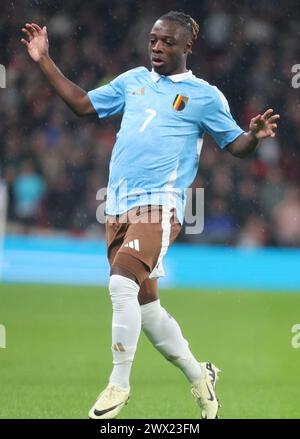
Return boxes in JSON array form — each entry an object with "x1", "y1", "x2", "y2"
[{"x1": 226, "y1": 109, "x2": 280, "y2": 158}]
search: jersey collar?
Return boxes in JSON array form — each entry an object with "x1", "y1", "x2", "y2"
[{"x1": 150, "y1": 69, "x2": 194, "y2": 83}]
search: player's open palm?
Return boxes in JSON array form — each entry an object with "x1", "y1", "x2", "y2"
[{"x1": 21, "y1": 23, "x2": 49, "y2": 62}]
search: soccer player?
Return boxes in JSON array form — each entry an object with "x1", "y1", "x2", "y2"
[{"x1": 21, "y1": 11, "x2": 279, "y2": 419}]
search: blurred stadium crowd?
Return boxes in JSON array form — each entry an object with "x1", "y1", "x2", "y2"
[{"x1": 1, "y1": 0, "x2": 300, "y2": 246}]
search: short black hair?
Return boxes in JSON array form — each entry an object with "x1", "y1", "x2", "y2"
[{"x1": 158, "y1": 11, "x2": 199, "y2": 42}]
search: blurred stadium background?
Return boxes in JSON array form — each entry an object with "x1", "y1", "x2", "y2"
[{"x1": 0, "y1": 0, "x2": 300, "y2": 419}]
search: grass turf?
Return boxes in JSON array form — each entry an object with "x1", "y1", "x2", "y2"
[{"x1": 0, "y1": 283, "x2": 300, "y2": 419}]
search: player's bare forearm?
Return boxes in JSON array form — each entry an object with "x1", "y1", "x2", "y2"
[
  {"x1": 227, "y1": 108, "x2": 280, "y2": 158},
  {"x1": 227, "y1": 131, "x2": 259, "y2": 158},
  {"x1": 38, "y1": 54, "x2": 93, "y2": 116},
  {"x1": 21, "y1": 23, "x2": 94, "y2": 117}
]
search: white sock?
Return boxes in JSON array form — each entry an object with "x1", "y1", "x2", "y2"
[
  {"x1": 141, "y1": 299, "x2": 202, "y2": 384},
  {"x1": 108, "y1": 274, "x2": 141, "y2": 389}
]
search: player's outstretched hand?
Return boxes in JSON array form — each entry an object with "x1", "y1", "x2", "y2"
[
  {"x1": 249, "y1": 109, "x2": 280, "y2": 139},
  {"x1": 21, "y1": 23, "x2": 49, "y2": 62}
]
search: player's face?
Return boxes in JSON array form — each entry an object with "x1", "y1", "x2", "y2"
[{"x1": 149, "y1": 20, "x2": 192, "y2": 76}]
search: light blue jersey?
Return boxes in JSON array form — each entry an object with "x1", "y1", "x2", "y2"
[{"x1": 88, "y1": 67, "x2": 244, "y2": 223}]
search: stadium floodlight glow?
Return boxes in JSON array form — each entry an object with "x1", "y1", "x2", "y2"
[{"x1": 0, "y1": 64, "x2": 6, "y2": 88}]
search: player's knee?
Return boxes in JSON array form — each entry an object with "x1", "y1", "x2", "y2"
[
  {"x1": 138, "y1": 289, "x2": 159, "y2": 305},
  {"x1": 109, "y1": 274, "x2": 140, "y2": 302},
  {"x1": 138, "y1": 278, "x2": 158, "y2": 305}
]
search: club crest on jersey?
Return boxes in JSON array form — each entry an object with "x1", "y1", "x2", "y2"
[{"x1": 173, "y1": 94, "x2": 188, "y2": 111}]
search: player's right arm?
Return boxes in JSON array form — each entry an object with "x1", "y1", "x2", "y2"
[{"x1": 21, "y1": 23, "x2": 95, "y2": 117}]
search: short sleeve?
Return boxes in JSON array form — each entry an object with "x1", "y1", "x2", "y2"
[
  {"x1": 201, "y1": 86, "x2": 245, "y2": 149},
  {"x1": 87, "y1": 73, "x2": 126, "y2": 118}
]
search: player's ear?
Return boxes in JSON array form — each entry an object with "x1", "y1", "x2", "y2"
[{"x1": 185, "y1": 40, "x2": 193, "y2": 54}]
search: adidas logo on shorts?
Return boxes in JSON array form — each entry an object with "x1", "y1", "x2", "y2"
[{"x1": 124, "y1": 240, "x2": 140, "y2": 251}]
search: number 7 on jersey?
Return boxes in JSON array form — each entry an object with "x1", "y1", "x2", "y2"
[{"x1": 139, "y1": 108, "x2": 157, "y2": 133}]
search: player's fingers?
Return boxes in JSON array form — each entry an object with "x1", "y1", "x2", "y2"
[
  {"x1": 267, "y1": 126, "x2": 276, "y2": 136},
  {"x1": 269, "y1": 114, "x2": 280, "y2": 122},
  {"x1": 24, "y1": 24, "x2": 34, "y2": 38},
  {"x1": 25, "y1": 23, "x2": 38, "y2": 37},
  {"x1": 21, "y1": 28, "x2": 32, "y2": 40},
  {"x1": 21, "y1": 38, "x2": 29, "y2": 47},
  {"x1": 261, "y1": 108, "x2": 273, "y2": 120},
  {"x1": 271, "y1": 123, "x2": 278, "y2": 129},
  {"x1": 251, "y1": 114, "x2": 261, "y2": 123},
  {"x1": 31, "y1": 23, "x2": 42, "y2": 32}
]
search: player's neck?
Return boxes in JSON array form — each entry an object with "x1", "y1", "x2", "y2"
[{"x1": 169, "y1": 66, "x2": 188, "y2": 75}]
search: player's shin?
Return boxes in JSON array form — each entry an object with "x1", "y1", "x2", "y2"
[
  {"x1": 141, "y1": 299, "x2": 201, "y2": 383},
  {"x1": 108, "y1": 274, "x2": 141, "y2": 389}
]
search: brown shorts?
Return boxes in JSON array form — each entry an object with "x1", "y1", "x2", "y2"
[{"x1": 106, "y1": 205, "x2": 181, "y2": 285}]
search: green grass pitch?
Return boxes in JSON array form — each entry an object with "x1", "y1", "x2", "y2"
[{"x1": 0, "y1": 283, "x2": 300, "y2": 419}]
